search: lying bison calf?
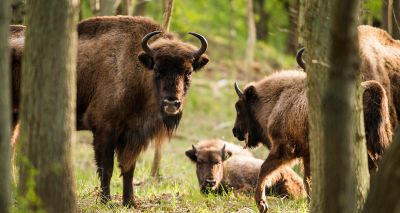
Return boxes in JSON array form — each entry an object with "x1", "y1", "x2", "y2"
[
  {"x1": 185, "y1": 140, "x2": 306, "y2": 198},
  {"x1": 232, "y1": 71, "x2": 392, "y2": 211}
]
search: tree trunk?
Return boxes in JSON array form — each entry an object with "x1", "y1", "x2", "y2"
[
  {"x1": 388, "y1": 0, "x2": 393, "y2": 35},
  {"x1": 18, "y1": 0, "x2": 78, "y2": 212},
  {"x1": 254, "y1": 0, "x2": 269, "y2": 41},
  {"x1": 284, "y1": 0, "x2": 299, "y2": 53},
  {"x1": 303, "y1": 0, "x2": 331, "y2": 210},
  {"x1": 162, "y1": 0, "x2": 174, "y2": 31},
  {"x1": 90, "y1": 0, "x2": 100, "y2": 16},
  {"x1": 133, "y1": 0, "x2": 147, "y2": 16},
  {"x1": 391, "y1": 0, "x2": 400, "y2": 39},
  {"x1": 100, "y1": 0, "x2": 115, "y2": 15},
  {"x1": 245, "y1": 0, "x2": 256, "y2": 75},
  {"x1": 382, "y1": 0, "x2": 389, "y2": 31},
  {"x1": 116, "y1": 0, "x2": 134, "y2": 15},
  {"x1": 298, "y1": 0, "x2": 306, "y2": 45},
  {"x1": 0, "y1": 0, "x2": 12, "y2": 212},
  {"x1": 323, "y1": 0, "x2": 368, "y2": 212},
  {"x1": 10, "y1": 0, "x2": 25, "y2": 24},
  {"x1": 363, "y1": 128, "x2": 400, "y2": 212}
]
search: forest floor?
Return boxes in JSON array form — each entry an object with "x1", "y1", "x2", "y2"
[{"x1": 74, "y1": 70, "x2": 309, "y2": 212}]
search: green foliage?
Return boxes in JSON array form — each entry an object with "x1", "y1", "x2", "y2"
[{"x1": 364, "y1": 0, "x2": 382, "y2": 20}]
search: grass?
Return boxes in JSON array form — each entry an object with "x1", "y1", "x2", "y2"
[{"x1": 73, "y1": 72, "x2": 309, "y2": 212}]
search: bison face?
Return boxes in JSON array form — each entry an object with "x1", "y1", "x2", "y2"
[
  {"x1": 232, "y1": 83, "x2": 270, "y2": 149},
  {"x1": 185, "y1": 145, "x2": 232, "y2": 194},
  {"x1": 138, "y1": 31, "x2": 209, "y2": 129}
]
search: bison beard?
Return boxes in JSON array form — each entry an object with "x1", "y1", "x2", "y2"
[{"x1": 9, "y1": 16, "x2": 209, "y2": 207}]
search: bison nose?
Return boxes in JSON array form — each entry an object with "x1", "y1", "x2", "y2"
[
  {"x1": 205, "y1": 178, "x2": 217, "y2": 187},
  {"x1": 162, "y1": 98, "x2": 181, "y2": 115},
  {"x1": 232, "y1": 128, "x2": 239, "y2": 137}
]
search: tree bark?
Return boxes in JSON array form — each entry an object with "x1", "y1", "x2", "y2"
[
  {"x1": 0, "y1": 0, "x2": 12, "y2": 212},
  {"x1": 382, "y1": 0, "x2": 389, "y2": 31},
  {"x1": 323, "y1": 0, "x2": 368, "y2": 212},
  {"x1": 254, "y1": 0, "x2": 269, "y2": 41},
  {"x1": 100, "y1": 0, "x2": 115, "y2": 15},
  {"x1": 133, "y1": 0, "x2": 147, "y2": 16},
  {"x1": 245, "y1": 0, "x2": 256, "y2": 75},
  {"x1": 116, "y1": 0, "x2": 134, "y2": 15},
  {"x1": 363, "y1": 128, "x2": 400, "y2": 212},
  {"x1": 18, "y1": 0, "x2": 78, "y2": 212},
  {"x1": 10, "y1": 0, "x2": 25, "y2": 24},
  {"x1": 298, "y1": 0, "x2": 305, "y2": 45},
  {"x1": 284, "y1": 0, "x2": 299, "y2": 53},
  {"x1": 162, "y1": 0, "x2": 174, "y2": 31},
  {"x1": 303, "y1": 0, "x2": 331, "y2": 210},
  {"x1": 391, "y1": 0, "x2": 400, "y2": 39}
]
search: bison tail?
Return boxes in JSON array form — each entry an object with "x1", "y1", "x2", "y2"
[{"x1": 362, "y1": 80, "x2": 392, "y2": 168}]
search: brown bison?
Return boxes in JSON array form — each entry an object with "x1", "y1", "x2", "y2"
[
  {"x1": 298, "y1": 25, "x2": 400, "y2": 129},
  {"x1": 185, "y1": 139, "x2": 306, "y2": 199},
  {"x1": 9, "y1": 16, "x2": 209, "y2": 206},
  {"x1": 232, "y1": 71, "x2": 392, "y2": 212}
]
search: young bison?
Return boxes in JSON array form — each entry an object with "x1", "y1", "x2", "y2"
[
  {"x1": 9, "y1": 16, "x2": 209, "y2": 206},
  {"x1": 185, "y1": 140, "x2": 306, "y2": 199},
  {"x1": 232, "y1": 71, "x2": 392, "y2": 212}
]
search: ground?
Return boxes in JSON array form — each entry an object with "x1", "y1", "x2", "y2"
[{"x1": 74, "y1": 72, "x2": 309, "y2": 212}]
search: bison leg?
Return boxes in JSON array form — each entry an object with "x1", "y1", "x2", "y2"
[
  {"x1": 151, "y1": 140, "x2": 162, "y2": 177},
  {"x1": 93, "y1": 132, "x2": 115, "y2": 203},
  {"x1": 122, "y1": 162, "x2": 136, "y2": 207},
  {"x1": 255, "y1": 148, "x2": 294, "y2": 213}
]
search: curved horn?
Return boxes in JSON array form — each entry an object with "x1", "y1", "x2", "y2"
[
  {"x1": 296, "y1": 47, "x2": 306, "y2": 70},
  {"x1": 234, "y1": 82, "x2": 244, "y2": 99},
  {"x1": 192, "y1": 144, "x2": 197, "y2": 152},
  {"x1": 141, "y1": 31, "x2": 162, "y2": 56},
  {"x1": 188, "y1": 32, "x2": 208, "y2": 59}
]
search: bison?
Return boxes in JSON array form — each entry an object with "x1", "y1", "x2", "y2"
[
  {"x1": 232, "y1": 71, "x2": 392, "y2": 212},
  {"x1": 185, "y1": 139, "x2": 306, "y2": 199},
  {"x1": 9, "y1": 16, "x2": 209, "y2": 206},
  {"x1": 298, "y1": 25, "x2": 400, "y2": 129}
]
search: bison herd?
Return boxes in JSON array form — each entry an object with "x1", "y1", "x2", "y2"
[{"x1": 7, "y1": 16, "x2": 400, "y2": 211}]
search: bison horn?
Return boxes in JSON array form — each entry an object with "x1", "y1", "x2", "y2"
[
  {"x1": 296, "y1": 47, "x2": 306, "y2": 70},
  {"x1": 188, "y1": 32, "x2": 208, "y2": 59},
  {"x1": 234, "y1": 82, "x2": 244, "y2": 99},
  {"x1": 221, "y1": 144, "x2": 226, "y2": 154},
  {"x1": 192, "y1": 144, "x2": 197, "y2": 152},
  {"x1": 141, "y1": 31, "x2": 162, "y2": 56}
]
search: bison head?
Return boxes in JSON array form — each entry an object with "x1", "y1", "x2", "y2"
[
  {"x1": 232, "y1": 82, "x2": 271, "y2": 149},
  {"x1": 185, "y1": 144, "x2": 232, "y2": 194},
  {"x1": 138, "y1": 31, "x2": 209, "y2": 132}
]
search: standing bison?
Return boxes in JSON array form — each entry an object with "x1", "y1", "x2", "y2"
[
  {"x1": 232, "y1": 71, "x2": 392, "y2": 212},
  {"x1": 9, "y1": 16, "x2": 209, "y2": 206}
]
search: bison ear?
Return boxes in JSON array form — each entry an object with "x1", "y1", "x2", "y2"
[
  {"x1": 193, "y1": 55, "x2": 209, "y2": 71},
  {"x1": 138, "y1": 52, "x2": 154, "y2": 70},
  {"x1": 222, "y1": 151, "x2": 232, "y2": 161},
  {"x1": 185, "y1": 148, "x2": 197, "y2": 162},
  {"x1": 244, "y1": 85, "x2": 257, "y2": 101}
]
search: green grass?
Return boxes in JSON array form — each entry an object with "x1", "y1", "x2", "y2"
[{"x1": 73, "y1": 73, "x2": 309, "y2": 212}]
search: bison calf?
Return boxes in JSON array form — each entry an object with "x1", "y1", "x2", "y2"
[
  {"x1": 185, "y1": 139, "x2": 306, "y2": 199},
  {"x1": 232, "y1": 71, "x2": 392, "y2": 211}
]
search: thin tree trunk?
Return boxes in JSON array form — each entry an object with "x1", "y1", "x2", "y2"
[
  {"x1": 363, "y1": 128, "x2": 400, "y2": 212},
  {"x1": 254, "y1": 0, "x2": 269, "y2": 41},
  {"x1": 0, "y1": 0, "x2": 12, "y2": 211},
  {"x1": 285, "y1": 0, "x2": 299, "y2": 53},
  {"x1": 391, "y1": 0, "x2": 400, "y2": 39},
  {"x1": 388, "y1": 0, "x2": 393, "y2": 35},
  {"x1": 298, "y1": 0, "x2": 305, "y2": 45},
  {"x1": 133, "y1": 0, "x2": 147, "y2": 16},
  {"x1": 116, "y1": 0, "x2": 134, "y2": 15},
  {"x1": 383, "y1": 0, "x2": 389, "y2": 31},
  {"x1": 323, "y1": 0, "x2": 368, "y2": 212},
  {"x1": 245, "y1": 0, "x2": 256, "y2": 75},
  {"x1": 18, "y1": 0, "x2": 78, "y2": 212},
  {"x1": 162, "y1": 0, "x2": 174, "y2": 31},
  {"x1": 90, "y1": 0, "x2": 100, "y2": 16},
  {"x1": 100, "y1": 0, "x2": 115, "y2": 15},
  {"x1": 10, "y1": 0, "x2": 25, "y2": 24}
]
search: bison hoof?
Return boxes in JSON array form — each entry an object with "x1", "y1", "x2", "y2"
[
  {"x1": 122, "y1": 197, "x2": 135, "y2": 207},
  {"x1": 257, "y1": 200, "x2": 269, "y2": 213}
]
